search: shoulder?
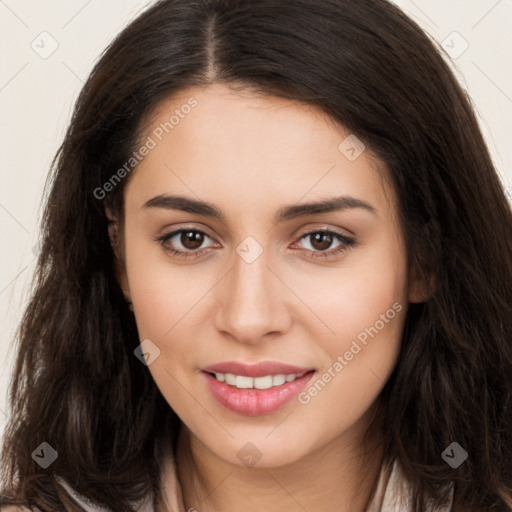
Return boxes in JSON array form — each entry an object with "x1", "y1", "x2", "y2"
[{"x1": 367, "y1": 458, "x2": 454, "y2": 512}]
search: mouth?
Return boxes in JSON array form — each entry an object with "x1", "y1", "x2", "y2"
[
  {"x1": 201, "y1": 365, "x2": 316, "y2": 416},
  {"x1": 204, "y1": 370, "x2": 312, "y2": 390}
]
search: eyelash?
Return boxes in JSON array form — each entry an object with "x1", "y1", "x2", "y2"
[{"x1": 155, "y1": 228, "x2": 357, "y2": 260}]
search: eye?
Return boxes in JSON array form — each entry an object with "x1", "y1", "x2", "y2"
[
  {"x1": 156, "y1": 229, "x2": 216, "y2": 259},
  {"x1": 156, "y1": 227, "x2": 356, "y2": 260},
  {"x1": 293, "y1": 229, "x2": 356, "y2": 259}
]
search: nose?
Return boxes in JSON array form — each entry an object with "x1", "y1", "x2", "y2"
[{"x1": 214, "y1": 243, "x2": 292, "y2": 345}]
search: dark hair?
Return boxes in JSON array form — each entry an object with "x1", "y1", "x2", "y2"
[{"x1": 1, "y1": 0, "x2": 511, "y2": 510}]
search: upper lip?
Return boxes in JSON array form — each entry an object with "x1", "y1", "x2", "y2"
[{"x1": 202, "y1": 361, "x2": 314, "y2": 378}]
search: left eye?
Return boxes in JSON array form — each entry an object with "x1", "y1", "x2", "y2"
[
  {"x1": 157, "y1": 228, "x2": 356, "y2": 259},
  {"x1": 294, "y1": 230, "x2": 355, "y2": 257}
]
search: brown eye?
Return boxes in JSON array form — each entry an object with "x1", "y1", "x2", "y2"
[
  {"x1": 157, "y1": 228, "x2": 216, "y2": 258},
  {"x1": 309, "y1": 232, "x2": 334, "y2": 251},
  {"x1": 179, "y1": 230, "x2": 205, "y2": 250},
  {"x1": 294, "y1": 229, "x2": 356, "y2": 259}
]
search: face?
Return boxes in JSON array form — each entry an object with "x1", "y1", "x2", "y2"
[{"x1": 115, "y1": 83, "x2": 417, "y2": 468}]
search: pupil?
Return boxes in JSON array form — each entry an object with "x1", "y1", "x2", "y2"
[
  {"x1": 182, "y1": 231, "x2": 203, "y2": 249},
  {"x1": 178, "y1": 231, "x2": 333, "y2": 252},
  {"x1": 312, "y1": 233, "x2": 332, "y2": 251}
]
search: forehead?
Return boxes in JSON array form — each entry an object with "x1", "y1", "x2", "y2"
[{"x1": 125, "y1": 83, "x2": 396, "y2": 217}]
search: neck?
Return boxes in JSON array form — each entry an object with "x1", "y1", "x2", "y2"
[{"x1": 173, "y1": 412, "x2": 385, "y2": 512}]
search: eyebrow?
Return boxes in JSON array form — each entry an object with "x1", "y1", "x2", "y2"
[{"x1": 143, "y1": 194, "x2": 377, "y2": 223}]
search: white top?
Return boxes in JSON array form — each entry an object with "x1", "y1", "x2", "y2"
[{"x1": 2, "y1": 451, "x2": 454, "y2": 512}]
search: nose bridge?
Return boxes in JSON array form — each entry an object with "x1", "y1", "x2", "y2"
[
  {"x1": 215, "y1": 234, "x2": 289, "y2": 343},
  {"x1": 232, "y1": 237, "x2": 271, "y2": 302}
]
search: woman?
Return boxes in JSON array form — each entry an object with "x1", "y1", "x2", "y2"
[{"x1": 1, "y1": 0, "x2": 511, "y2": 511}]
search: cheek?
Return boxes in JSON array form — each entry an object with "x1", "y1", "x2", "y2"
[
  {"x1": 325, "y1": 261, "x2": 407, "y2": 357},
  {"x1": 294, "y1": 245, "x2": 407, "y2": 428},
  {"x1": 293, "y1": 232, "x2": 408, "y2": 356},
  {"x1": 124, "y1": 229, "x2": 209, "y2": 338},
  {"x1": 123, "y1": 239, "x2": 210, "y2": 411},
  {"x1": 295, "y1": 307, "x2": 404, "y2": 453},
  {"x1": 292, "y1": 236, "x2": 407, "y2": 407}
]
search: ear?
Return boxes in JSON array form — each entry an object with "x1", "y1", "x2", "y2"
[
  {"x1": 105, "y1": 207, "x2": 131, "y2": 303},
  {"x1": 408, "y1": 262, "x2": 436, "y2": 303}
]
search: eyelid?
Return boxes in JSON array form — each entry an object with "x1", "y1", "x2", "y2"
[
  {"x1": 154, "y1": 222, "x2": 218, "y2": 241},
  {"x1": 155, "y1": 223, "x2": 357, "y2": 261},
  {"x1": 291, "y1": 222, "x2": 357, "y2": 239},
  {"x1": 155, "y1": 223, "x2": 354, "y2": 245},
  {"x1": 296, "y1": 226, "x2": 354, "y2": 241},
  {"x1": 290, "y1": 228, "x2": 356, "y2": 255}
]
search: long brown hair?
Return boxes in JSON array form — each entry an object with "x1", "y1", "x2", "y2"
[{"x1": 1, "y1": 0, "x2": 512, "y2": 510}]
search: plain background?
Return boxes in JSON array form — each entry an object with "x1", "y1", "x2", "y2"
[{"x1": 1, "y1": 0, "x2": 511, "y2": 443}]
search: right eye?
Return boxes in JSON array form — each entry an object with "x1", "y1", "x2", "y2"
[{"x1": 157, "y1": 228, "x2": 218, "y2": 259}]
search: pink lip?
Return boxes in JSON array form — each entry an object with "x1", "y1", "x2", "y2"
[
  {"x1": 202, "y1": 361, "x2": 313, "y2": 378},
  {"x1": 202, "y1": 369, "x2": 316, "y2": 416}
]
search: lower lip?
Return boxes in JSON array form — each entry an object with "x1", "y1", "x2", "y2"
[{"x1": 202, "y1": 371, "x2": 315, "y2": 416}]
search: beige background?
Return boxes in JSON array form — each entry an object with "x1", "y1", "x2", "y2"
[{"x1": 1, "y1": 0, "x2": 511, "y2": 442}]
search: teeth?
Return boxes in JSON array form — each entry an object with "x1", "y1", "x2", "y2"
[
  {"x1": 272, "y1": 374, "x2": 286, "y2": 386},
  {"x1": 236, "y1": 375, "x2": 254, "y2": 389},
  {"x1": 254, "y1": 375, "x2": 273, "y2": 389},
  {"x1": 212, "y1": 372, "x2": 307, "y2": 389},
  {"x1": 225, "y1": 373, "x2": 236, "y2": 385}
]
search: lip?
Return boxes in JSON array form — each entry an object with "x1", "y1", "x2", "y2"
[
  {"x1": 202, "y1": 368, "x2": 316, "y2": 416},
  {"x1": 202, "y1": 361, "x2": 313, "y2": 378}
]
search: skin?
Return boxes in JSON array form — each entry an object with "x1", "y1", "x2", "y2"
[{"x1": 110, "y1": 83, "x2": 427, "y2": 512}]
